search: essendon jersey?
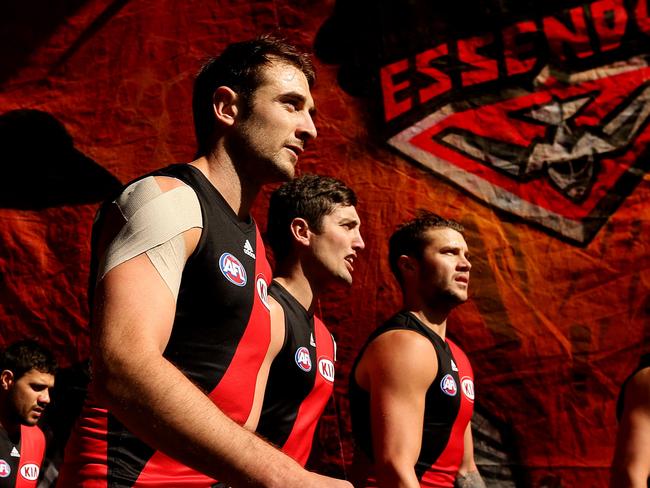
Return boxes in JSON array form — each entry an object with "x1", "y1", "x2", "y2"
[
  {"x1": 256, "y1": 282, "x2": 335, "y2": 465},
  {"x1": 59, "y1": 164, "x2": 272, "y2": 487},
  {"x1": 349, "y1": 312, "x2": 475, "y2": 487},
  {"x1": 0, "y1": 425, "x2": 45, "y2": 488}
]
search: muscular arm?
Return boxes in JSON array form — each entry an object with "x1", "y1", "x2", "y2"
[
  {"x1": 454, "y1": 423, "x2": 485, "y2": 488},
  {"x1": 92, "y1": 178, "x2": 349, "y2": 488},
  {"x1": 611, "y1": 368, "x2": 650, "y2": 488},
  {"x1": 357, "y1": 330, "x2": 438, "y2": 488}
]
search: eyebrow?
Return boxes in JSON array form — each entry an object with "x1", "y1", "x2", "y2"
[
  {"x1": 280, "y1": 91, "x2": 317, "y2": 116},
  {"x1": 338, "y1": 217, "x2": 360, "y2": 226}
]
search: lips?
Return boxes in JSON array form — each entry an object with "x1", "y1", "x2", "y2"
[
  {"x1": 285, "y1": 143, "x2": 304, "y2": 158},
  {"x1": 454, "y1": 274, "x2": 469, "y2": 284},
  {"x1": 344, "y1": 255, "x2": 356, "y2": 272}
]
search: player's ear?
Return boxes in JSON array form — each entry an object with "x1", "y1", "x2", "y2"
[
  {"x1": 290, "y1": 218, "x2": 311, "y2": 247},
  {"x1": 397, "y1": 255, "x2": 417, "y2": 278},
  {"x1": 0, "y1": 370, "x2": 14, "y2": 391},
  {"x1": 212, "y1": 86, "x2": 239, "y2": 127}
]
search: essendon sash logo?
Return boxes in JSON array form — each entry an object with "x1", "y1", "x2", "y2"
[{"x1": 318, "y1": 0, "x2": 650, "y2": 244}]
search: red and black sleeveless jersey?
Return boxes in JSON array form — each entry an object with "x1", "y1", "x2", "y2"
[
  {"x1": 59, "y1": 164, "x2": 273, "y2": 487},
  {"x1": 0, "y1": 425, "x2": 45, "y2": 488},
  {"x1": 349, "y1": 312, "x2": 475, "y2": 487},
  {"x1": 256, "y1": 282, "x2": 335, "y2": 466}
]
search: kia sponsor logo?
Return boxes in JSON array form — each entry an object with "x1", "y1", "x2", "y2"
[
  {"x1": 219, "y1": 253, "x2": 247, "y2": 286},
  {"x1": 318, "y1": 357, "x2": 335, "y2": 382},
  {"x1": 20, "y1": 463, "x2": 39, "y2": 481},
  {"x1": 256, "y1": 274, "x2": 269, "y2": 310},
  {"x1": 461, "y1": 376, "x2": 475, "y2": 402}
]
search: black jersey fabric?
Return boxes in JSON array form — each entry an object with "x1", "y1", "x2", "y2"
[
  {"x1": 349, "y1": 311, "x2": 475, "y2": 487},
  {"x1": 0, "y1": 425, "x2": 45, "y2": 488},
  {"x1": 256, "y1": 281, "x2": 335, "y2": 465},
  {"x1": 59, "y1": 164, "x2": 273, "y2": 487}
]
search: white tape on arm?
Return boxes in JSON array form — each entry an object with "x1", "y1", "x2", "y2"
[{"x1": 98, "y1": 176, "x2": 203, "y2": 300}]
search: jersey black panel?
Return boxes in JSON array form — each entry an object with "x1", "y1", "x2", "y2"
[
  {"x1": 258, "y1": 282, "x2": 316, "y2": 446},
  {"x1": 155, "y1": 164, "x2": 258, "y2": 392},
  {"x1": 89, "y1": 164, "x2": 262, "y2": 486},
  {"x1": 0, "y1": 427, "x2": 20, "y2": 487},
  {"x1": 349, "y1": 312, "x2": 461, "y2": 480}
]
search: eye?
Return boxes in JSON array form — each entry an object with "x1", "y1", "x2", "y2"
[{"x1": 284, "y1": 101, "x2": 298, "y2": 112}]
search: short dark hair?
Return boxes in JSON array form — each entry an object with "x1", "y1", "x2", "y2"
[
  {"x1": 0, "y1": 340, "x2": 57, "y2": 380},
  {"x1": 388, "y1": 211, "x2": 464, "y2": 284},
  {"x1": 193, "y1": 35, "x2": 316, "y2": 156},
  {"x1": 267, "y1": 174, "x2": 357, "y2": 263}
]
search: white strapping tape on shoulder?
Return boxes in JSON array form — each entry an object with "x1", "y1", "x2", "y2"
[{"x1": 98, "y1": 176, "x2": 203, "y2": 300}]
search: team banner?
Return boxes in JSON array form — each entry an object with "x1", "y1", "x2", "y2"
[{"x1": 317, "y1": 0, "x2": 650, "y2": 244}]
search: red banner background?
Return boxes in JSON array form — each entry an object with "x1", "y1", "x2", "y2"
[{"x1": 1, "y1": 1, "x2": 648, "y2": 486}]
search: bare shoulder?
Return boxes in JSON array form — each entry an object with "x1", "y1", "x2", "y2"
[
  {"x1": 366, "y1": 329, "x2": 437, "y2": 362},
  {"x1": 360, "y1": 329, "x2": 438, "y2": 388},
  {"x1": 153, "y1": 175, "x2": 189, "y2": 192}
]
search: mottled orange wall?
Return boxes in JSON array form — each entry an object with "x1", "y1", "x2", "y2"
[{"x1": 1, "y1": 1, "x2": 648, "y2": 486}]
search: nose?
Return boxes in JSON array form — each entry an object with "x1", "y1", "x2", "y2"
[
  {"x1": 38, "y1": 390, "x2": 51, "y2": 406},
  {"x1": 353, "y1": 231, "x2": 365, "y2": 251},
  {"x1": 298, "y1": 111, "x2": 317, "y2": 142},
  {"x1": 459, "y1": 253, "x2": 471, "y2": 271}
]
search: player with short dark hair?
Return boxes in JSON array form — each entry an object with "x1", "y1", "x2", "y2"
[
  {"x1": 258, "y1": 174, "x2": 364, "y2": 465},
  {"x1": 0, "y1": 340, "x2": 57, "y2": 487},
  {"x1": 349, "y1": 212, "x2": 485, "y2": 488},
  {"x1": 59, "y1": 36, "x2": 351, "y2": 487}
]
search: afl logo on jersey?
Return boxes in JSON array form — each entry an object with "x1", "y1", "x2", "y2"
[
  {"x1": 256, "y1": 274, "x2": 270, "y2": 310},
  {"x1": 20, "y1": 463, "x2": 39, "y2": 481},
  {"x1": 461, "y1": 376, "x2": 475, "y2": 402},
  {"x1": 318, "y1": 357, "x2": 335, "y2": 383},
  {"x1": 295, "y1": 347, "x2": 312, "y2": 372},
  {"x1": 440, "y1": 374, "x2": 458, "y2": 396},
  {"x1": 0, "y1": 460, "x2": 10, "y2": 478},
  {"x1": 219, "y1": 253, "x2": 247, "y2": 286}
]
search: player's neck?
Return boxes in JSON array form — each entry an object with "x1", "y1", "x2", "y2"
[
  {"x1": 404, "y1": 298, "x2": 450, "y2": 340},
  {"x1": 273, "y1": 272, "x2": 316, "y2": 313},
  {"x1": 0, "y1": 409, "x2": 20, "y2": 439},
  {"x1": 190, "y1": 154, "x2": 260, "y2": 220}
]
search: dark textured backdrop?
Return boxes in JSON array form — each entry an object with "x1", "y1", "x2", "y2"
[{"x1": 1, "y1": 1, "x2": 648, "y2": 486}]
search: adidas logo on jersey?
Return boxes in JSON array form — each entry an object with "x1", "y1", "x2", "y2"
[
  {"x1": 451, "y1": 359, "x2": 458, "y2": 372},
  {"x1": 243, "y1": 240, "x2": 255, "y2": 259},
  {"x1": 10, "y1": 447, "x2": 19, "y2": 457}
]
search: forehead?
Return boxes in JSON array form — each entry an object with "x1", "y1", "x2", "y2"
[
  {"x1": 17, "y1": 369, "x2": 55, "y2": 387},
  {"x1": 423, "y1": 227, "x2": 467, "y2": 250},
  {"x1": 255, "y1": 60, "x2": 314, "y2": 104},
  {"x1": 324, "y1": 204, "x2": 360, "y2": 222}
]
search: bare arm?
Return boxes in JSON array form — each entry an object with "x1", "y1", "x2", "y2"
[
  {"x1": 245, "y1": 296, "x2": 286, "y2": 430},
  {"x1": 358, "y1": 330, "x2": 438, "y2": 488},
  {"x1": 611, "y1": 368, "x2": 650, "y2": 488},
  {"x1": 92, "y1": 180, "x2": 350, "y2": 488},
  {"x1": 454, "y1": 423, "x2": 485, "y2": 488}
]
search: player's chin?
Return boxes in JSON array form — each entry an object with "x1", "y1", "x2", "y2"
[
  {"x1": 340, "y1": 270, "x2": 354, "y2": 285},
  {"x1": 270, "y1": 161, "x2": 296, "y2": 182},
  {"x1": 23, "y1": 415, "x2": 39, "y2": 426}
]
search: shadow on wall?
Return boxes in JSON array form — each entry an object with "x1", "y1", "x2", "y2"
[{"x1": 0, "y1": 109, "x2": 121, "y2": 209}]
